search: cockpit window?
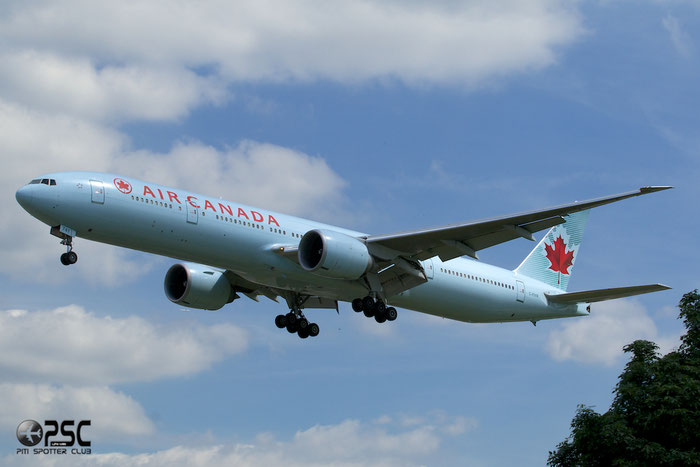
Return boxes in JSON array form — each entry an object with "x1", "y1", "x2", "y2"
[
  {"x1": 50, "y1": 179, "x2": 56, "y2": 186},
  {"x1": 41, "y1": 179, "x2": 49, "y2": 185},
  {"x1": 29, "y1": 179, "x2": 40, "y2": 184}
]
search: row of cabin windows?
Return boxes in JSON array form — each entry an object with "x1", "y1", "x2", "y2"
[
  {"x1": 215, "y1": 214, "x2": 264, "y2": 230},
  {"x1": 29, "y1": 178, "x2": 57, "y2": 186},
  {"x1": 132, "y1": 195, "x2": 174, "y2": 209},
  {"x1": 440, "y1": 267, "x2": 515, "y2": 290},
  {"x1": 214, "y1": 214, "x2": 305, "y2": 238}
]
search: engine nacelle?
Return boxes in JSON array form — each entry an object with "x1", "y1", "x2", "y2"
[
  {"x1": 164, "y1": 262, "x2": 235, "y2": 310},
  {"x1": 298, "y1": 229, "x2": 373, "y2": 280}
]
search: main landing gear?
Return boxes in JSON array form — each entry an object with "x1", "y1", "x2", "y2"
[
  {"x1": 59, "y1": 235, "x2": 78, "y2": 266},
  {"x1": 275, "y1": 311, "x2": 320, "y2": 339},
  {"x1": 351, "y1": 296, "x2": 397, "y2": 324}
]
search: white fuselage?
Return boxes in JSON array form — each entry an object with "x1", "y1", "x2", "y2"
[{"x1": 16, "y1": 172, "x2": 586, "y2": 323}]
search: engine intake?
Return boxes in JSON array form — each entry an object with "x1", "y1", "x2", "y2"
[
  {"x1": 164, "y1": 262, "x2": 235, "y2": 310},
  {"x1": 298, "y1": 229, "x2": 373, "y2": 280}
]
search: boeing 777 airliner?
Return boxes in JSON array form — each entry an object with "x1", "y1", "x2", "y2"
[{"x1": 16, "y1": 172, "x2": 671, "y2": 339}]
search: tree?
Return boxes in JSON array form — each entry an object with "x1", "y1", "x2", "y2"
[{"x1": 548, "y1": 290, "x2": 700, "y2": 466}]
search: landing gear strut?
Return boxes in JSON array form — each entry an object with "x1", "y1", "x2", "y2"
[
  {"x1": 275, "y1": 294, "x2": 320, "y2": 339},
  {"x1": 352, "y1": 295, "x2": 397, "y2": 324},
  {"x1": 59, "y1": 235, "x2": 78, "y2": 266}
]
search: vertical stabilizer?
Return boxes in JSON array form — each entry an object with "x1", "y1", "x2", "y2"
[{"x1": 514, "y1": 210, "x2": 590, "y2": 291}]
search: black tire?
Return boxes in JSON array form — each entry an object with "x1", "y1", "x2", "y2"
[
  {"x1": 286, "y1": 312, "x2": 297, "y2": 326},
  {"x1": 275, "y1": 314, "x2": 287, "y2": 328},
  {"x1": 298, "y1": 328, "x2": 309, "y2": 339},
  {"x1": 60, "y1": 253, "x2": 70, "y2": 265},
  {"x1": 363, "y1": 307, "x2": 375, "y2": 318},
  {"x1": 386, "y1": 307, "x2": 398, "y2": 321},
  {"x1": 308, "y1": 323, "x2": 320, "y2": 337},
  {"x1": 286, "y1": 322, "x2": 298, "y2": 333},
  {"x1": 67, "y1": 251, "x2": 78, "y2": 264},
  {"x1": 352, "y1": 298, "x2": 363, "y2": 312},
  {"x1": 362, "y1": 296, "x2": 374, "y2": 312},
  {"x1": 375, "y1": 312, "x2": 387, "y2": 323},
  {"x1": 374, "y1": 301, "x2": 386, "y2": 314},
  {"x1": 298, "y1": 318, "x2": 309, "y2": 329}
]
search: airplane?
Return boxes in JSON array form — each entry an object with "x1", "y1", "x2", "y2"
[{"x1": 15, "y1": 172, "x2": 671, "y2": 339}]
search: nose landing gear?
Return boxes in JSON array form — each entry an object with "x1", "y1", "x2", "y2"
[
  {"x1": 51, "y1": 225, "x2": 78, "y2": 266},
  {"x1": 59, "y1": 235, "x2": 77, "y2": 265}
]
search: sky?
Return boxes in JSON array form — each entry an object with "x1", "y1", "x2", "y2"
[{"x1": 0, "y1": 1, "x2": 698, "y2": 465}]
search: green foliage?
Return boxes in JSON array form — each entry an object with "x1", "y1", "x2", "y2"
[{"x1": 548, "y1": 290, "x2": 700, "y2": 466}]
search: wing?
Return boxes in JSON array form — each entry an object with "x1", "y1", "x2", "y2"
[
  {"x1": 545, "y1": 284, "x2": 671, "y2": 304},
  {"x1": 364, "y1": 186, "x2": 671, "y2": 262}
]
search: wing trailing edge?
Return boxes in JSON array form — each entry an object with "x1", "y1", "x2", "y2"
[{"x1": 545, "y1": 284, "x2": 671, "y2": 304}]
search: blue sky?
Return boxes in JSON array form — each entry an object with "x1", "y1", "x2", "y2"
[{"x1": 1, "y1": 1, "x2": 698, "y2": 466}]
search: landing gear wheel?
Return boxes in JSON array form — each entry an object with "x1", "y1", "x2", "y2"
[
  {"x1": 286, "y1": 312, "x2": 297, "y2": 326},
  {"x1": 275, "y1": 314, "x2": 287, "y2": 328},
  {"x1": 374, "y1": 301, "x2": 386, "y2": 315},
  {"x1": 363, "y1": 306, "x2": 375, "y2": 318},
  {"x1": 386, "y1": 307, "x2": 397, "y2": 321},
  {"x1": 298, "y1": 327, "x2": 310, "y2": 339},
  {"x1": 375, "y1": 312, "x2": 387, "y2": 323},
  {"x1": 67, "y1": 251, "x2": 78, "y2": 264},
  {"x1": 362, "y1": 296, "x2": 374, "y2": 312},
  {"x1": 352, "y1": 298, "x2": 363, "y2": 312},
  {"x1": 60, "y1": 253, "x2": 70, "y2": 265},
  {"x1": 286, "y1": 322, "x2": 298, "y2": 333},
  {"x1": 308, "y1": 323, "x2": 320, "y2": 337},
  {"x1": 298, "y1": 318, "x2": 309, "y2": 329}
]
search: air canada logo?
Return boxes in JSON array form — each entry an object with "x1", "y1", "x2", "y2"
[
  {"x1": 16, "y1": 420, "x2": 42, "y2": 447},
  {"x1": 545, "y1": 235, "x2": 574, "y2": 284},
  {"x1": 114, "y1": 177, "x2": 132, "y2": 194}
]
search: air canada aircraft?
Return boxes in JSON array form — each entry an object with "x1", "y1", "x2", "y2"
[{"x1": 16, "y1": 172, "x2": 671, "y2": 339}]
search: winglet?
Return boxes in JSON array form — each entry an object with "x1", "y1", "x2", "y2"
[{"x1": 640, "y1": 186, "x2": 673, "y2": 194}]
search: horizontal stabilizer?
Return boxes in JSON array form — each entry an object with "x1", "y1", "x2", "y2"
[{"x1": 545, "y1": 284, "x2": 671, "y2": 304}]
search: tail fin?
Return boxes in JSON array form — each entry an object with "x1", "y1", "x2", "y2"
[{"x1": 514, "y1": 210, "x2": 590, "y2": 291}]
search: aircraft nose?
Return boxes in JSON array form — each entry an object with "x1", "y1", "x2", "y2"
[{"x1": 15, "y1": 185, "x2": 34, "y2": 210}]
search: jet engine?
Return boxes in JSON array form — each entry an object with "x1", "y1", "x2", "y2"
[
  {"x1": 164, "y1": 262, "x2": 236, "y2": 310},
  {"x1": 298, "y1": 229, "x2": 373, "y2": 280}
]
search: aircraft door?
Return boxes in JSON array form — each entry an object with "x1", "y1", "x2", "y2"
[
  {"x1": 423, "y1": 258, "x2": 434, "y2": 279},
  {"x1": 90, "y1": 180, "x2": 105, "y2": 204},
  {"x1": 187, "y1": 204, "x2": 198, "y2": 224},
  {"x1": 516, "y1": 280, "x2": 525, "y2": 302}
]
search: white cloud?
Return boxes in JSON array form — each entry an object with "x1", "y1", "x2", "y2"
[
  {"x1": 114, "y1": 140, "x2": 350, "y2": 221},
  {"x1": 662, "y1": 14, "x2": 693, "y2": 58},
  {"x1": 2, "y1": 412, "x2": 475, "y2": 467},
  {"x1": 0, "y1": 1, "x2": 583, "y2": 91},
  {"x1": 0, "y1": 384, "x2": 154, "y2": 440},
  {"x1": 0, "y1": 51, "x2": 228, "y2": 123},
  {"x1": 546, "y1": 300, "x2": 681, "y2": 366},
  {"x1": 0, "y1": 305, "x2": 248, "y2": 385}
]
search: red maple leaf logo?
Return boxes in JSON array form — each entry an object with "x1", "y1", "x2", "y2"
[
  {"x1": 114, "y1": 178, "x2": 132, "y2": 194},
  {"x1": 545, "y1": 235, "x2": 574, "y2": 284}
]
